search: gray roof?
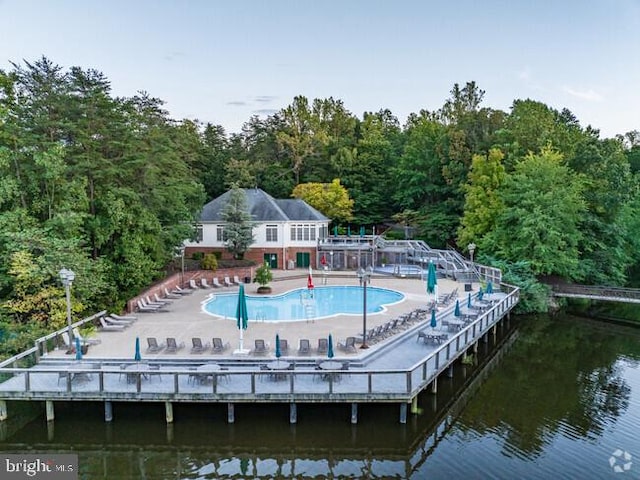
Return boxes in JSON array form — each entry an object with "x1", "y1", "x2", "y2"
[{"x1": 199, "y1": 189, "x2": 329, "y2": 223}]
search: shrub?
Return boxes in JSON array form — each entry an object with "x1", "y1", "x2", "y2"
[
  {"x1": 255, "y1": 263, "x2": 273, "y2": 287},
  {"x1": 201, "y1": 253, "x2": 218, "y2": 271}
]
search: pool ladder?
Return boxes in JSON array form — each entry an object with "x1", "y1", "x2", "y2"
[{"x1": 305, "y1": 303, "x2": 316, "y2": 323}]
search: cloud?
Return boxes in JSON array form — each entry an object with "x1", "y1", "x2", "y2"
[
  {"x1": 252, "y1": 108, "x2": 279, "y2": 115},
  {"x1": 227, "y1": 101, "x2": 247, "y2": 106},
  {"x1": 254, "y1": 95, "x2": 277, "y2": 103},
  {"x1": 563, "y1": 86, "x2": 604, "y2": 102}
]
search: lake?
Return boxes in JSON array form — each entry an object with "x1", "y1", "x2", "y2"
[{"x1": 1, "y1": 313, "x2": 639, "y2": 479}]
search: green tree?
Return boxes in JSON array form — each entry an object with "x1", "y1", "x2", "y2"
[
  {"x1": 221, "y1": 185, "x2": 254, "y2": 259},
  {"x1": 486, "y1": 148, "x2": 586, "y2": 277},
  {"x1": 291, "y1": 179, "x2": 354, "y2": 223}
]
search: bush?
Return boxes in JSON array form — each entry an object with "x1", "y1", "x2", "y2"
[
  {"x1": 254, "y1": 263, "x2": 273, "y2": 287},
  {"x1": 191, "y1": 252, "x2": 204, "y2": 261},
  {"x1": 201, "y1": 253, "x2": 218, "y2": 271}
]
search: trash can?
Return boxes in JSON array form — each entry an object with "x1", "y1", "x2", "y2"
[
  {"x1": 244, "y1": 276, "x2": 251, "y2": 284},
  {"x1": 464, "y1": 283, "x2": 472, "y2": 292}
]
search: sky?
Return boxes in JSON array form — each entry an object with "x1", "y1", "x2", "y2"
[{"x1": 1, "y1": 0, "x2": 639, "y2": 138}]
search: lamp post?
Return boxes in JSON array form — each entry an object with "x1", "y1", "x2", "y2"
[
  {"x1": 468, "y1": 243, "x2": 476, "y2": 266},
  {"x1": 179, "y1": 246, "x2": 185, "y2": 287},
  {"x1": 357, "y1": 266, "x2": 373, "y2": 349},
  {"x1": 58, "y1": 268, "x2": 75, "y2": 352},
  {"x1": 329, "y1": 251, "x2": 334, "y2": 270}
]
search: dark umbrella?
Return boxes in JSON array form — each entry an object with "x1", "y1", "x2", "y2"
[
  {"x1": 430, "y1": 309, "x2": 437, "y2": 329},
  {"x1": 347, "y1": 225, "x2": 351, "y2": 237},
  {"x1": 454, "y1": 299, "x2": 461, "y2": 317},
  {"x1": 275, "y1": 333, "x2": 281, "y2": 360},
  {"x1": 327, "y1": 334, "x2": 335, "y2": 359},
  {"x1": 426, "y1": 262, "x2": 438, "y2": 300},
  {"x1": 467, "y1": 293, "x2": 472, "y2": 309},
  {"x1": 333, "y1": 225, "x2": 338, "y2": 236},
  {"x1": 360, "y1": 226, "x2": 365, "y2": 237},
  {"x1": 75, "y1": 337, "x2": 83, "y2": 360},
  {"x1": 478, "y1": 287, "x2": 484, "y2": 301},
  {"x1": 486, "y1": 281, "x2": 493, "y2": 295},
  {"x1": 134, "y1": 337, "x2": 141, "y2": 361},
  {"x1": 236, "y1": 284, "x2": 249, "y2": 351}
]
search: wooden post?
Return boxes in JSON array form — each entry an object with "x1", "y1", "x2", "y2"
[
  {"x1": 227, "y1": 403, "x2": 235, "y2": 424},
  {"x1": 104, "y1": 401, "x2": 113, "y2": 422},
  {"x1": 410, "y1": 397, "x2": 419, "y2": 414},
  {"x1": 399, "y1": 403, "x2": 407, "y2": 424},
  {"x1": 165, "y1": 401, "x2": 174, "y2": 424},
  {"x1": 289, "y1": 403, "x2": 297, "y2": 424},
  {"x1": 0, "y1": 400, "x2": 7, "y2": 421},
  {"x1": 351, "y1": 403, "x2": 358, "y2": 424},
  {"x1": 45, "y1": 400, "x2": 55, "y2": 422},
  {"x1": 447, "y1": 365, "x2": 454, "y2": 378},
  {"x1": 431, "y1": 378, "x2": 438, "y2": 394}
]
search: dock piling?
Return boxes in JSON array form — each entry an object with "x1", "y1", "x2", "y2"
[
  {"x1": 45, "y1": 400, "x2": 54, "y2": 422},
  {"x1": 104, "y1": 401, "x2": 113, "y2": 422}
]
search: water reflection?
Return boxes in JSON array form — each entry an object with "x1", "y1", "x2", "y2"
[{"x1": 1, "y1": 314, "x2": 639, "y2": 479}]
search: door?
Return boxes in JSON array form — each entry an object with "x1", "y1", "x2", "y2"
[
  {"x1": 263, "y1": 253, "x2": 278, "y2": 269},
  {"x1": 296, "y1": 252, "x2": 310, "y2": 268}
]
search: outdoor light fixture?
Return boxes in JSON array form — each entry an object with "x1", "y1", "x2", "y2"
[
  {"x1": 329, "y1": 251, "x2": 334, "y2": 270},
  {"x1": 357, "y1": 266, "x2": 374, "y2": 349},
  {"x1": 58, "y1": 268, "x2": 75, "y2": 353},
  {"x1": 468, "y1": 243, "x2": 476, "y2": 266}
]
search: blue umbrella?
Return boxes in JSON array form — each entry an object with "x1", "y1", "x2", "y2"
[
  {"x1": 430, "y1": 309, "x2": 437, "y2": 328},
  {"x1": 454, "y1": 300, "x2": 461, "y2": 317},
  {"x1": 333, "y1": 225, "x2": 338, "y2": 236},
  {"x1": 134, "y1": 337, "x2": 141, "y2": 361},
  {"x1": 426, "y1": 262, "x2": 437, "y2": 297},
  {"x1": 360, "y1": 226, "x2": 365, "y2": 237},
  {"x1": 478, "y1": 287, "x2": 484, "y2": 301},
  {"x1": 327, "y1": 334, "x2": 335, "y2": 359},
  {"x1": 236, "y1": 284, "x2": 249, "y2": 351},
  {"x1": 467, "y1": 293, "x2": 472, "y2": 308},
  {"x1": 347, "y1": 225, "x2": 351, "y2": 237},
  {"x1": 486, "y1": 281, "x2": 493, "y2": 296},
  {"x1": 275, "y1": 333, "x2": 281, "y2": 359},
  {"x1": 75, "y1": 336, "x2": 82, "y2": 360}
]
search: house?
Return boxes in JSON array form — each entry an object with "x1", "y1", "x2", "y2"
[{"x1": 184, "y1": 188, "x2": 330, "y2": 269}]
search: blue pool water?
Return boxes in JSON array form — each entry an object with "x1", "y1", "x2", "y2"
[{"x1": 203, "y1": 286, "x2": 405, "y2": 322}]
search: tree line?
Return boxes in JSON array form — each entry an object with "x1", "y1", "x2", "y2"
[{"x1": 1, "y1": 57, "x2": 639, "y2": 356}]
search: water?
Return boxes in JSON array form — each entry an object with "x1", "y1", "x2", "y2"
[
  {"x1": 1, "y1": 313, "x2": 639, "y2": 479},
  {"x1": 203, "y1": 286, "x2": 404, "y2": 321}
]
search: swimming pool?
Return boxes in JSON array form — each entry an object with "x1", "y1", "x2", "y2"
[{"x1": 203, "y1": 286, "x2": 405, "y2": 322}]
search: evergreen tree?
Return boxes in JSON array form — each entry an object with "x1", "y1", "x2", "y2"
[{"x1": 221, "y1": 185, "x2": 254, "y2": 259}]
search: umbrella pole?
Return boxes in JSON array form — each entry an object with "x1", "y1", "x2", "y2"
[{"x1": 239, "y1": 328, "x2": 244, "y2": 352}]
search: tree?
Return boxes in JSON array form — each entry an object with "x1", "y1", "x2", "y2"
[
  {"x1": 291, "y1": 179, "x2": 354, "y2": 223},
  {"x1": 457, "y1": 148, "x2": 506, "y2": 248},
  {"x1": 221, "y1": 185, "x2": 254, "y2": 259},
  {"x1": 485, "y1": 148, "x2": 586, "y2": 277}
]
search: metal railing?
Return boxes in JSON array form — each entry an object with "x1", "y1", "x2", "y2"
[{"x1": 551, "y1": 284, "x2": 640, "y2": 303}]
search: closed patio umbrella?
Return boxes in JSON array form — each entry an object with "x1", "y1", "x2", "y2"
[
  {"x1": 426, "y1": 262, "x2": 438, "y2": 301},
  {"x1": 75, "y1": 337, "x2": 83, "y2": 360},
  {"x1": 467, "y1": 293, "x2": 472, "y2": 309},
  {"x1": 327, "y1": 334, "x2": 334, "y2": 359},
  {"x1": 454, "y1": 299, "x2": 461, "y2": 317},
  {"x1": 478, "y1": 287, "x2": 484, "y2": 301},
  {"x1": 236, "y1": 284, "x2": 249, "y2": 352},
  {"x1": 134, "y1": 337, "x2": 141, "y2": 361},
  {"x1": 275, "y1": 333, "x2": 281, "y2": 361},
  {"x1": 430, "y1": 309, "x2": 437, "y2": 329}
]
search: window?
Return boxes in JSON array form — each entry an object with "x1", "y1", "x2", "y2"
[
  {"x1": 290, "y1": 224, "x2": 317, "y2": 241},
  {"x1": 319, "y1": 225, "x2": 327, "y2": 239},
  {"x1": 195, "y1": 224, "x2": 203, "y2": 242},
  {"x1": 216, "y1": 225, "x2": 225, "y2": 242},
  {"x1": 266, "y1": 225, "x2": 278, "y2": 242}
]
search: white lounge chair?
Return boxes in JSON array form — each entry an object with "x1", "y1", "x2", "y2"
[
  {"x1": 137, "y1": 300, "x2": 160, "y2": 313},
  {"x1": 154, "y1": 293, "x2": 173, "y2": 304},
  {"x1": 174, "y1": 285, "x2": 194, "y2": 295},
  {"x1": 104, "y1": 316, "x2": 133, "y2": 326},
  {"x1": 233, "y1": 275, "x2": 242, "y2": 285},
  {"x1": 189, "y1": 279, "x2": 201, "y2": 290},
  {"x1": 164, "y1": 287, "x2": 182, "y2": 299},
  {"x1": 212, "y1": 278, "x2": 223, "y2": 288},
  {"x1": 201, "y1": 278, "x2": 212, "y2": 288},
  {"x1": 223, "y1": 277, "x2": 233, "y2": 287},
  {"x1": 99, "y1": 318, "x2": 125, "y2": 331},
  {"x1": 110, "y1": 313, "x2": 138, "y2": 321}
]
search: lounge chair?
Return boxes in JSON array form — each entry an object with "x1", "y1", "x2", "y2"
[
  {"x1": 233, "y1": 275, "x2": 242, "y2": 285},
  {"x1": 146, "y1": 337, "x2": 165, "y2": 353},
  {"x1": 223, "y1": 277, "x2": 233, "y2": 287},
  {"x1": 201, "y1": 278, "x2": 211, "y2": 288},
  {"x1": 212, "y1": 278, "x2": 223, "y2": 288},
  {"x1": 189, "y1": 279, "x2": 201, "y2": 290},
  {"x1": 298, "y1": 339, "x2": 311, "y2": 355},
  {"x1": 104, "y1": 316, "x2": 132, "y2": 327},
  {"x1": 164, "y1": 287, "x2": 182, "y2": 299},
  {"x1": 136, "y1": 300, "x2": 159, "y2": 313},
  {"x1": 144, "y1": 296, "x2": 164, "y2": 307},
  {"x1": 110, "y1": 313, "x2": 138, "y2": 321},
  {"x1": 317, "y1": 338, "x2": 328, "y2": 355},
  {"x1": 99, "y1": 318, "x2": 125, "y2": 331},
  {"x1": 278, "y1": 338, "x2": 289, "y2": 355},
  {"x1": 191, "y1": 337, "x2": 210, "y2": 353},
  {"x1": 166, "y1": 337, "x2": 185, "y2": 353},
  {"x1": 165, "y1": 337, "x2": 185, "y2": 353},
  {"x1": 174, "y1": 285, "x2": 194, "y2": 295},
  {"x1": 338, "y1": 336, "x2": 357, "y2": 353},
  {"x1": 212, "y1": 337, "x2": 230, "y2": 353},
  {"x1": 252, "y1": 339, "x2": 269, "y2": 355},
  {"x1": 153, "y1": 293, "x2": 173, "y2": 305}
]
